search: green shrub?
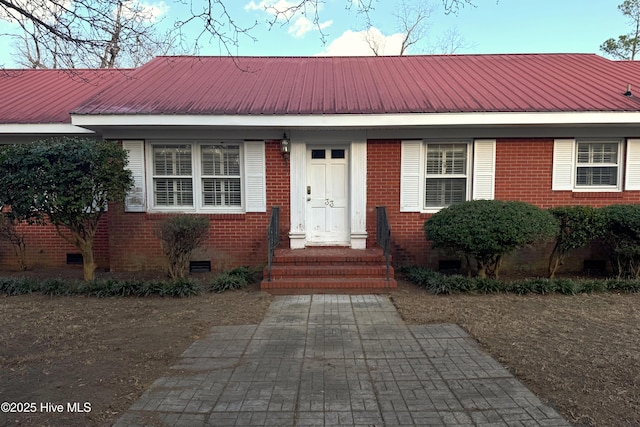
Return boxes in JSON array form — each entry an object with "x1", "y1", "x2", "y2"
[
  {"x1": 425, "y1": 200, "x2": 558, "y2": 278},
  {"x1": 579, "y1": 279, "x2": 608, "y2": 293},
  {"x1": 601, "y1": 205, "x2": 640, "y2": 278},
  {"x1": 156, "y1": 279, "x2": 201, "y2": 297},
  {"x1": 210, "y1": 271, "x2": 248, "y2": 293},
  {"x1": 226, "y1": 266, "x2": 257, "y2": 284},
  {"x1": 548, "y1": 206, "x2": 606, "y2": 278},
  {"x1": 553, "y1": 278, "x2": 579, "y2": 295},
  {"x1": 605, "y1": 278, "x2": 640, "y2": 293},
  {"x1": 0, "y1": 277, "x2": 39, "y2": 295},
  {"x1": 41, "y1": 278, "x2": 79, "y2": 296},
  {"x1": 400, "y1": 265, "x2": 442, "y2": 288},
  {"x1": 474, "y1": 277, "x2": 505, "y2": 294},
  {"x1": 156, "y1": 215, "x2": 210, "y2": 279}
]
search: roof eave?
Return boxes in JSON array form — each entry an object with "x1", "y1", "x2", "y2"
[
  {"x1": 70, "y1": 111, "x2": 640, "y2": 129},
  {"x1": 0, "y1": 124, "x2": 96, "y2": 134}
]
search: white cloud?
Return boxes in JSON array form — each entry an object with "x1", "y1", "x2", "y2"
[
  {"x1": 244, "y1": 0, "x2": 299, "y2": 18},
  {"x1": 121, "y1": 0, "x2": 168, "y2": 23},
  {"x1": 317, "y1": 27, "x2": 405, "y2": 56},
  {"x1": 288, "y1": 16, "x2": 332, "y2": 38}
]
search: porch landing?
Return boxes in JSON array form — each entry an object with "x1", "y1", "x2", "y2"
[{"x1": 261, "y1": 247, "x2": 397, "y2": 294}]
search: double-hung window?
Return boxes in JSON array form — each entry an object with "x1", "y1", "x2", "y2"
[
  {"x1": 123, "y1": 140, "x2": 265, "y2": 213},
  {"x1": 149, "y1": 142, "x2": 248, "y2": 212},
  {"x1": 400, "y1": 139, "x2": 495, "y2": 213},
  {"x1": 425, "y1": 143, "x2": 469, "y2": 208},
  {"x1": 153, "y1": 144, "x2": 193, "y2": 207},
  {"x1": 552, "y1": 138, "x2": 624, "y2": 192},
  {"x1": 575, "y1": 141, "x2": 619, "y2": 188},
  {"x1": 201, "y1": 145, "x2": 242, "y2": 207}
]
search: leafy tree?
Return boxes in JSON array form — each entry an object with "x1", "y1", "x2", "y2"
[
  {"x1": 424, "y1": 200, "x2": 558, "y2": 278},
  {"x1": 600, "y1": 0, "x2": 640, "y2": 60},
  {"x1": 0, "y1": 137, "x2": 133, "y2": 281},
  {"x1": 547, "y1": 206, "x2": 606, "y2": 278},
  {"x1": 156, "y1": 215, "x2": 210, "y2": 279}
]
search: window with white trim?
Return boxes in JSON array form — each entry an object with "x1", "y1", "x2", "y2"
[
  {"x1": 425, "y1": 143, "x2": 469, "y2": 208},
  {"x1": 124, "y1": 140, "x2": 266, "y2": 213},
  {"x1": 201, "y1": 145, "x2": 241, "y2": 207},
  {"x1": 575, "y1": 141, "x2": 619, "y2": 188},
  {"x1": 147, "y1": 141, "x2": 251, "y2": 212},
  {"x1": 153, "y1": 144, "x2": 193, "y2": 207},
  {"x1": 400, "y1": 139, "x2": 495, "y2": 213}
]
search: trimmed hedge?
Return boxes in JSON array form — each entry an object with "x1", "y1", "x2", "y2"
[
  {"x1": 424, "y1": 200, "x2": 558, "y2": 278},
  {"x1": 401, "y1": 266, "x2": 640, "y2": 295}
]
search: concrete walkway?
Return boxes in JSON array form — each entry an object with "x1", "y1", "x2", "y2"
[{"x1": 114, "y1": 295, "x2": 569, "y2": 427}]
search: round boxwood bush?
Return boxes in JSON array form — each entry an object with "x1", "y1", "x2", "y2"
[{"x1": 424, "y1": 200, "x2": 558, "y2": 278}]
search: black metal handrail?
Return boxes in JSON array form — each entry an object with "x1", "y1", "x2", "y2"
[
  {"x1": 266, "y1": 206, "x2": 280, "y2": 282},
  {"x1": 376, "y1": 206, "x2": 391, "y2": 281}
]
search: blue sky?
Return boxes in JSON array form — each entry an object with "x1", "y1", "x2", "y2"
[{"x1": 0, "y1": 0, "x2": 631, "y2": 67}]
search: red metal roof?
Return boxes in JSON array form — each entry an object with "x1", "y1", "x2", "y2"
[
  {"x1": 4, "y1": 55, "x2": 640, "y2": 125},
  {"x1": 72, "y1": 54, "x2": 640, "y2": 116},
  {"x1": 0, "y1": 69, "x2": 128, "y2": 124}
]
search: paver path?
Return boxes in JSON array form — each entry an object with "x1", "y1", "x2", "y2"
[{"x1": 114, "y1": 295, "x2": 569, "y2": 426}]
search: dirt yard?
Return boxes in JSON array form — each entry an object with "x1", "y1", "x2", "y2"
[{"x1": 1, "y1": 279, "x2": 639, "y2": 426}]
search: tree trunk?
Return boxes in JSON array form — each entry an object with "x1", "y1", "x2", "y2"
[{"x1": 77, "y1": 238, "x2": 96, "y2": 281}]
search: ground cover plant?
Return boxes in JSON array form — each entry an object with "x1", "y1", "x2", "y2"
[{"x1": 402, "y1": 265, "x2": 640, "y2": 295}]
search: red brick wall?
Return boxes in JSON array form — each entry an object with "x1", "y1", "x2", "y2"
[
  {"x1": 0, "y1": 216, "x2": 110, "y2": 272},
  {"x1": 107, "y1": 140, "x2": 290, "y2": 272},
  {"x1": 367, "y1": 140, "x2": 434, "y2": 266},
  {"x1": 367, "y1": 138, "x2": 640, "y2": 272},
  {"x1": 494, "y1": 138, "x2": 640, "y2": 206}
]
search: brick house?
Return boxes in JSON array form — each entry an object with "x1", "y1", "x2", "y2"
[{"x1": 2, "y1": 54, "x2": 640, "y2": 289}]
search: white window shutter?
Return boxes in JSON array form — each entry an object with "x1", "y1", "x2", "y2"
[
  {"x1": 244, "y1": 141, "x2": 266, "y2": 212},
  {"x1": 552, "y1": 139, "x2": 575, "y2": 191},
  {"x1": 472, "y1": 139, "x2": 496, "y2": 200},
  {"x1": 400, "y1": 141, "x2": 422, "y2": 212},
  {"x1": 122, "y1": 140, "x2": 146, "y2": 212},
  {"x1": 626, "y1": 139, "x2": 640, "y2": 190}
]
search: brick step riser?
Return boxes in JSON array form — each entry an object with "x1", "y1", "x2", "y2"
[
  {"x1": 261, "y1": 279, "x2": 398, "y2": 290},
  {"x1": 271, "y1": 259, "x2": 389, "y2": 265},
  {"x1": 265, "y1": 271, "x2": 393, "y2": 279}
]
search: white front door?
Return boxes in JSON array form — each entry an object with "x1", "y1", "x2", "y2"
[{"x1": 306, "y1": 146, "x2": 350, "y2": 245}]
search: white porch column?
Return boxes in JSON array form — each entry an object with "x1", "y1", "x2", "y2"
[
  {"x1": 350, "y1": 139, "x2": 367, "y2": 249},
  {"x1": 289, "y1": 140, "x2": 306, "y2": 249}
]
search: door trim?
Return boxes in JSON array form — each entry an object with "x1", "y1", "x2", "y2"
[{"x1": 289, "y1": 136, "x2": 368, "y2": 250}]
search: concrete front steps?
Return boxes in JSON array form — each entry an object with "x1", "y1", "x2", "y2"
[{"x1": 261, "y1": 247, "x2": 397, "y2": 294}]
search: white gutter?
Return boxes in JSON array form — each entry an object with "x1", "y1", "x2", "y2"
[
  {"x1": 70, "y1": 111, "x2": 640, "y2": 128},
  {"x1": 0, "y1": 124, "x2": 95, "y2": 134}
]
